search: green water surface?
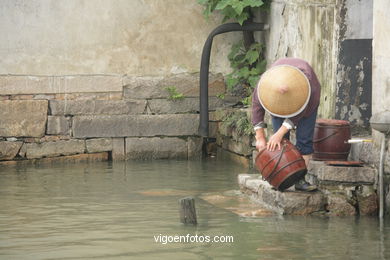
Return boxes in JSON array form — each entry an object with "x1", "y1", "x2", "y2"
[{"x1": 0, "y1": 159, "x2": 389, "y2": 259}]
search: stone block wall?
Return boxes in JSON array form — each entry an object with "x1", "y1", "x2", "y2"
[
  {"x1": 307, "y1": 161, "x2": 378, "y2": 216},
  {"x1": 0, "y1": 73, "x2": 226, "y2": 163},
  {"x1": 349, "y1": 136, "x2": 390, "y2": 216},
  {"x1": 213, "y1": 108, "x2": 258, "y2": 168}
]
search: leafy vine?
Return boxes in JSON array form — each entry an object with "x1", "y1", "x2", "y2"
[{"x1": 198, "y1": 0, "x2": 269, "y2": 106}]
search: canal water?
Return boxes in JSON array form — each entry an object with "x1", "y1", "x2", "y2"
[{"x1": 0, "y1": 159, "x2": 389, "y2": 259}]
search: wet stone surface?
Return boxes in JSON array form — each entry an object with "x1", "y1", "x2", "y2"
[
  {"x1": 239, "y1": 160, "x2": 379, "y2": 216},
  {"x1": 238, "y1": 174, "x2": 326, "y2": 216}
]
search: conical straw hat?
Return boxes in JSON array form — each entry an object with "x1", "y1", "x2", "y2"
[{"x1": 257, "y1": 65, "x2": 311, "y2": 118}]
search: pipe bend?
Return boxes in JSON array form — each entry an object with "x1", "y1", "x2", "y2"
[{"x1": 199, "y1": 22, "x2": 267, "y2": 137}]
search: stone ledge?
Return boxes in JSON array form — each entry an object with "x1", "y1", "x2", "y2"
[
  {"x1": 308, "y1": 161, "x2": 376, "y2": 184},
  {"x1": 72, "y1": 114, "x2": 199, "y2": 138},
  {"x1": 239, "y1": 173, "x2": 378, "y2": 216},
  {"x1": 86, "y1": 138, "x2": 113, "y2": 153},
  {"x1": 0, "y1": 152, "x2": 109, "y2": 166},
  {"x1": 49, "y1": 100, "x2": 147, "y2": 115},
  {"x1": 147, "y1": 97, "x2": 224, "y2": 114},
  {"x1": 0, "y1": 75, "x2": 122, "y2": 95},
  {"x1": 125, "y1": 137, "x2": 188, "y2": 160},
  {"x1": 24, "y1": 140, "x2": 85, "y2": 159},
  {"x1": 123, "y1": 73, "x2": 225, "y2": 99},
  {"x1": 238, "y1": 174, "x2": 326, "y2": 215},
  {"x1": 0, "y1": 141, "x2": 23, "y2": 160}
]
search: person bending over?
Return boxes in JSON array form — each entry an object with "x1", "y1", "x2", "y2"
[{"x1": 252, "y1": 57, "x2": 320, "y2": 192}]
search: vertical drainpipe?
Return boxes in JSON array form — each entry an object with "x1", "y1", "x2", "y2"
[{"x1": 198, "y1": 22, "x2": 268, "y2": 137}]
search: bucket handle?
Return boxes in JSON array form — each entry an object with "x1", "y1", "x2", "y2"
[
  {"x1": 312, "y1": 130, "x2": 338, "y2": 143},
  {"x1": 267, "y1": 158, "x2": 306, "y2": 183},
  {"x1": 265, "y1": 144, "x2": 287, "y2": 182}
]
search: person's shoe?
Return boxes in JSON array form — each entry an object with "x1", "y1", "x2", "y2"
[{"x1": 294, "y1": 179, "x2": 317, "y2": 192}]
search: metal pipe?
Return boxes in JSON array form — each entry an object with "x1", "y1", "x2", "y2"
[
  {"x1": 379, "y1": 133, "x2": 386, "y2": 218},
  {"x1": 198, "y1": 22, "x2": 268, "y2": 137},
  {"x1": 346, "y1": 139, "x2": 372, "y2": 144}
]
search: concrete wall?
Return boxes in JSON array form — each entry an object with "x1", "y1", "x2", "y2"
[
  {"x1": 0, "y1": 0, "x2": 236, "y2": 82},
  {"x1": 264, "y1": 0, "x2": 339, "y2": 120}
]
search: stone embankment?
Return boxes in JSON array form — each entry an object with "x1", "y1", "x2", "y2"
[
  {"x1": 239, "y1": 161, "x2": 378, "y2": 216},
  {"x1": 0, "y1": 73, "x2": 226, "y2": 164}
]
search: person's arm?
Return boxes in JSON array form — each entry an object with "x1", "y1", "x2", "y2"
[
  {"x1": 267, "y1": 118, "x2": 294, "y2": 151},
  {"x1": 252, "y1": 87, "x2": 267, "y2": 151},
  {"x1": 254, "y1": 123, "x2": 267, "y2": 151},
  {"x1": 267, "y1": 124, "x2": 289, "y2": 151}
]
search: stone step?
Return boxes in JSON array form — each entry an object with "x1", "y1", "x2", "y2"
[
  {"x1": 239, "y1": 170, "x2": 378, "y2": 216},
  {"x1": 238, "y1": 174, "x2": 326, "y2": 215},
  {"x1": 307, "y1": 161, "x2": 376, "y2": 185},
  {"x1": 306, "y1": 161, "x2": 378, "y2": 216}
]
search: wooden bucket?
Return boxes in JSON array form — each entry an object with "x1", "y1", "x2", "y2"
[
  {"x1": 313, "y1": 119, "x2": 351, "y2": 161},
  {"x1": 255, "y1": 139, "x2": 307, "y2": 191}
]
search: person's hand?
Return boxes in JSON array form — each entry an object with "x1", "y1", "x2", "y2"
[
  {"x1": 267, "y1": 132, "x2": 284, "y2": 151},
  {"x1": 256, "y1": 137, "x2": 267, "y2": 151}
]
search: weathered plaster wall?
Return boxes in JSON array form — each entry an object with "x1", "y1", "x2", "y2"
[
  {"x1": 264, "y1": 0, "x2": 339, "y2": 120},
  {"x1": 335, "y1": 0, "x2": 372, "y2": 129},
  {"x1": 372, "y1": 0, "x2": 390, "y2": 168},
  {"x1": 371, "y1": 0, "x2": 390, "y2": 154},
  {"x1": 263, "y1": 0, "x2": 372, "y2": 127},
  {"x1": 0, "y1": 0, "x2": 236, "y2": 78},
  {"x1": 343, "y1": 0, "x2": 372, "y2": 40},
  {"x1": 372, "y1": 0, "x2": 390, "y2": 114},
  {"x1": 358, "y1": 0, "x2": 390, "y2": 214}
]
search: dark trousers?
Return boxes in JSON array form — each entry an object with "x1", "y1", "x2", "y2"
[{"x1": 271, "y1": 109, "x2": 318, "y2": 155}]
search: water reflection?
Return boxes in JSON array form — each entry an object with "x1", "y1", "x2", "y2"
[{"x1": 0, "y1": 159, "x2": 389, "y2": 259}]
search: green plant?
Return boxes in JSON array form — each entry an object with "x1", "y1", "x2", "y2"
[
  {"x1": 217, "y1": 93, "x2": 226, "y2": 99},
  {"x1": 226, "y1": 41, "x2": 266, "y2": 94},
  {"x1": 165, "y1": 86, "x2": 185, "y2": 101},
  {"x1": 223, "y1": 110, "x2": 253, "y2": 136},
  {"x1": 198, "y1": 0, "x2": 266, "y2": 25},
  {"x1": 241, "y1": 95, "x2": 252, "y2": 106}
]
